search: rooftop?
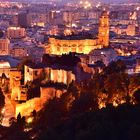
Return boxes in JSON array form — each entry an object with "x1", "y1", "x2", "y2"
[
  {"x1": 0, "y1": 55, "x2": 20, "y2": 68},
  {"x1": 50, "y1": 34, "x2": 97, "y2": 40},
  {"x1": 89, "y1": 48, "x2": 116, "y2": 54},
  {"x1": 26, "y1": 63, "x2": 74, "y2": 71}
]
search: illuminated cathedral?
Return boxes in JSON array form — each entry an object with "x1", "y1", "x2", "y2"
[
  {"x1": 46, "y1": 11, "x2": 110, "y2": 55},
  {"x1": 98, "y1": 11, "x2": 109, "y2": 47}
]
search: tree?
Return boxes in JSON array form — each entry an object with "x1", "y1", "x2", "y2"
[
  {"x1": 0, "y1": 88, "x2": 5, "y2": 111},
  {"x1": 37, "y1": 98, "x2": 62, "y2": 128},
  {"x1": 42, "y1": 54, "x2": 52, "y2": 66},
  {"x1": 16, "y1": 113, "x2": 26, "y2": 130},
  {"x1": 104, "y1": 60, "x2": 126, "y2": 75},
  {"x1": 104, "y1": 73, "x2": 125, "y2": 105},
  {"x1": 27, "y1": 79, "x2": 41, "y2": 100},
  {"x1": 133, "y1": 89, "x2": 140, "y2": 104},
  {"x1": 121, "y1": 73, "x2": 130, "y2": 104},
  {"x1": 71, "y1": 91, "x2": 98, "y2": 114},
  {"x1": 9, "y1": 117, "x2": 17, "y2": 126},
  {"x1": 32, "y1": 110, "x2": 37, "y2": 118}
]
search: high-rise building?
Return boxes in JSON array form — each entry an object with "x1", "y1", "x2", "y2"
[
  {"x1": 18, "y1": 12, "x2": 31, "y2": 28},
  {"x1": 98, "y1": 11, "x2": 109, "y2": 47}
]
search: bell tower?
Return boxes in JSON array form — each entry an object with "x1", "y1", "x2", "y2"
[{"x1": 98, "y1": 11, "x2": 109, "y2": 47}]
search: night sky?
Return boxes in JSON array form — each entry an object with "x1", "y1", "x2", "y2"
[
  {"x1": 62, "y1": 0, "x2": 140, "y2": 3},
  {"x1": 4, "y1": 0, "x2": 140, "y2": 3}
]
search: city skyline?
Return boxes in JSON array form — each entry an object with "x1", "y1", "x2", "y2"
[
  {"x1": 0, "y1": 0, "x2": 139, "y2": 140},
  {"x1": 1, "y1": 0, "x2": 140, "y2": 4}
]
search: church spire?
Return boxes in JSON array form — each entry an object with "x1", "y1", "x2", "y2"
[{"x1": 98, "y1": 11, "x2": 109, "y2": 47}]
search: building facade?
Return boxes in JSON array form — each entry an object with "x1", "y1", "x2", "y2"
[
  {"x1": 46, "y1": 37, "x2": 102, "y2": 55},
  {"x1": 24, "y1": 65, "x2": 75, "y2": 85},
  {"x1": 7, "y1": 27, "x2": 26, "y2": 39},
  {"x1": 89, "y1": 48, "x2": 118, "y2": 66},
  {"x1": 18, "y1": 12, "x2": 31, "y2": 28},
  {"x1": 0, "y1": 38, "x2": 10, "y2": 55},
  {"x1": 46, "y1": 11, "x2": 109, "y2": 55}
]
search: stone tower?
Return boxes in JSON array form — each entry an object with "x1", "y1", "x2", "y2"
[{"x1": 98, "y1": 11, "x2": 109, "y2": 47}]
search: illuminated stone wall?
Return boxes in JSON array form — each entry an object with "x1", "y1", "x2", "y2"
[
  {"x1": 46, "y1": 37, "x2": 102, "y2": 55},
  {"x1": 24, "y1": 65, "x2": 75, "y2": 85},
  {"x1": 24, "y1": 65, "x2": 42, "y2": 85},
  {"x1": 40, "y1": 87, "x2": 66, "y2": 103},
  {"x1": 0, "y1": 68, "x2": 10, "y2": 78},
  {"x1": 10, "y1": 70, "x2": 26, "y2": 101},
  {"x1": 10, "y1": 70, "x2": 21, "y2": 90},
  {"x1": 49, "y1": 69, "x2": 75, "y2": 85},
  {"x1": 16, "y1": 87, "x2": 66, "y2": 117},
  {"x1": 16, "y1": 98, "x2": 43, "y2": 117}
]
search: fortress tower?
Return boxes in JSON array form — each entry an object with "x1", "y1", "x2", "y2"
[{"x1": 98, "y1": 11, "x2": 109, "y2": 47}]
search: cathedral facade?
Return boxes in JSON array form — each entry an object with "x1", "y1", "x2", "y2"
[{"x1": 46, "y1": 11, "x2": 109, "y2": 55}]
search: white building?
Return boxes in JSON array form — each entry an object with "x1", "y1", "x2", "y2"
[
  {"x1": 24, "y1": 64, "x2": 75, "y2": 85},
  {"x1": 0, "y1": 56, "x2": 19, "y2": 78},
  {"x1": 7, "y1": 27, "x2": 26, "y2": 39}
]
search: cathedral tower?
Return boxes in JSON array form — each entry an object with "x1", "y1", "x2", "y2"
[{"x1": 98, "y1": 11, "x2": 109, "y2": 47}]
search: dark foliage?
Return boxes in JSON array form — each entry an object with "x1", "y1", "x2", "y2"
[
  {"x1": 26, "y1": 79, "x2": 41, "y2": 100},
  {"x1": 42, "y1": 53, "x2": 81, "y2": 67},
  {"x1": 134, "y1": 89, "x2": 140, "y2": 104},
  {"x1": 37, "y1": 104, "x2": 140, "y2": 140},
  {"x1": 104, "y1": 60, "x2": 126, "y2": 75},
  {"x1": 0, "y1": 88, "x2": 5, "y2": 111}
]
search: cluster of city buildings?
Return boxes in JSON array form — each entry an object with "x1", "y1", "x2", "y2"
[{"x1": 0, "y1": 0, "x2": 140, "y2": 125}]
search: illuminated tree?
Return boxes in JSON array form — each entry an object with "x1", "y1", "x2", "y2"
[
  {"x1": 9, "y1": 117, "x2": 17, "y2": 126},
  {"x1": 0, "y1": 88, "x2": 5, "y2": 111},
  {"x1": 103, "y1": 73, "x2": 126, "y2": 106},
  {"x1": 133, "y1": 89, "x2": 140, "y2": 104}
]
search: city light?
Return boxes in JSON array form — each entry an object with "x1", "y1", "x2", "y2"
[
  {"x1": 0, "y1": 1, "x2": 140, "y2": 139},
  {"x1": 27, "y1": 117, "x2": 33, "y2": 124},
  {"x1": 79, "y1": 0, "x2": 92, "y2": 9}
]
